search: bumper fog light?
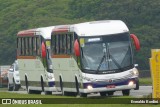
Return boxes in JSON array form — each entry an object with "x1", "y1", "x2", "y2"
[
  {"x1": 128, "y1": 81, "x2": 134, "y2": 86},
  {"x1": 87, "y1": 85, "x2": 93, "y2": 90}
]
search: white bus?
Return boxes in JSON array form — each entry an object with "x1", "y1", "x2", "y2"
[
  {"x1": 17, "y1": 26, "x2": 55, "y2": 94},
  {"x1": 51, "y1": 20, "x2": 140, "y2": 97}
]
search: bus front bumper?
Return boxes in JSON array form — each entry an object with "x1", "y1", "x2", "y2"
[
  {"x1": 80, "y1": 84, "x2": 136, "y2": 93},
  {"x1": 80, "y1": 78, "x2": 138, "y2": 93}
]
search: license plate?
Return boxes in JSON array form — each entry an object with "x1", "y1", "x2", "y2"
[{"x1": 107, "y1": 85, "x2": 115, "y2": 88}]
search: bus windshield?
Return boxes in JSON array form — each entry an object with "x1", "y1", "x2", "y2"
[{"x1": 80, "y1": 33, "x2": 133, "y2": 74}]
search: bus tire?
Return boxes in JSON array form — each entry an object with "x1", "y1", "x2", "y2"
[
  {"x1": 45, "y1": 91, "x2": 52, "y2": 95},
  {"x1": 134, "y1": 79, "x2": 139, "y2": 90},
  {"x1": 27, "y1": 90, "x2": 41, "y2": 94},
  {"x1": 122, "y1": 89, "x2": 130, "y2": 96},
  {"x1": 100, "y1": 92, "x2": 107, "y2": 97},
  {"x1": 107, "y1": 91, "x2": 114, "y2": 96},
  {"x1": 80, "y1": 93, "x2": 87, "y2": 97},
  {"x1": 33, "y1": 90, "x2": 42, "y2": 94}
]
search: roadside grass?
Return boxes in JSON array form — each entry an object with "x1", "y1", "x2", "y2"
[
  {"x1": 139, "y1": 77, "x2": 152, "y2": 85},
  {"x1": 0, "y1": 92, "x2": 70, "y2": 98},
  {"x1": 0, "y1": 88, "x2": 7, "y2": 91},
  {"x1": 0, "y1": 92, "x2": 159, "y2": 107}
]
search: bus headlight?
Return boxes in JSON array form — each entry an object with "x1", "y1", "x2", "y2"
[
  {"x1": 87, "y1": 85, "x2": 93, "y2": 90},
  {"x1": 132, "y1": 68, "x2": 139, "y2": 76},
  {"x1": 128, "y1": 81, "x2": 134, "y2": 86}
]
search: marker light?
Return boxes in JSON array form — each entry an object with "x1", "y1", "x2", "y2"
[
  {"x1": 128, "y1": 81, "x2": 134, "y2": 86},
  {"x1": 87, "y1": 85, "x2": 93, "y2": 90}
]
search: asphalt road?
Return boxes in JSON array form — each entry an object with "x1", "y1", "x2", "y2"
[{"x1": 8, "y1": 86, "x2": 152, "y2": 97}]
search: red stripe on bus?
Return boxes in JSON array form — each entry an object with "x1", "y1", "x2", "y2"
[
  {"x1": 51, "y1": 55, "x2": 71, "y2": 58},
  {"x1": 17, "y1": 29, "x2": 36, "y2": 36},
  {"x1": 52, "y1": 29, "x2": 69, "y2": 33},
  {"x1": 17, "y1": 56, "x2": 36, "y2": 59}
]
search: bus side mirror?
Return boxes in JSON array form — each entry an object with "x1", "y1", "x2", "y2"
[
  {"x1": 130, "y1": 34, "x2": 140, "y2": 51},
  {"x1": 74, "y1": 39, "x2": 80, "y2": 57},
  {"x1": 41, "y1": 42, "x2": 46, "y2": 58}
]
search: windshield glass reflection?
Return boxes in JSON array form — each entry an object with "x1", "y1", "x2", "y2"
[{"x1": 80, "y1": 33, "x2": 133, "y2": 74}]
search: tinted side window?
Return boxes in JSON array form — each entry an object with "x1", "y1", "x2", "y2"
[
  {"x1": 17, "y1": 37, "x2": 22, "y2": 56},
  {"x1": 51, "y1": 33, "x2": 75, "y2": 55}
]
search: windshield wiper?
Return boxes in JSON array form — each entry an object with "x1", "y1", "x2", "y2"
[
  {"x1": 96, "y1": 43, "x2": 124, "y2": 73},
  {"x1": 96, "y1": 53, "x2": 106, "y2": 73},
  {"x1": 96, "y1": 43, "x2": 107, "y2": 73},
  {"x1": 107, "y1": 43, "x2": 123, "y2": 71}
]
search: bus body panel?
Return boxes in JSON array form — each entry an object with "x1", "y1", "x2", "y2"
[
  {"x1": 18, "y1": 58, "x2": 45, "y2": 86},
  {"x1": 53, "y1": 57, "x2": 80, "y2": 92}
]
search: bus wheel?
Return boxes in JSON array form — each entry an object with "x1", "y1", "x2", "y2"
[
  {"x1": 100, "y1": 92, "x2": 107, "y2": 97},
  {"x1": 135, "y1": 79, "x2": 139, "y2": 90},
  {"x1": 28, "y1": 90, "x2": 34, "y2": 94},
  {"x1": 122, "y1": 89, "x2": 130, "y2": 96},
  {"x1": 80, "y1": 93, "x2": 87, "y2": 97},
  {"x1": 28, "y1": 90, "x2": 41, "y2": 94},
  {"x1": 45, "y1": 91, "x2": 52, "y2": 95},
  {"x1": 107, "y1": 91, "x2": 114, "y2": 96},
  {"x1": 33, "y1": 90, "x2": 41, "y2": 94}
]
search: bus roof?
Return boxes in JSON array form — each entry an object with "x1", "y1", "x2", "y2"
[
  {"x1": 52, "y1": 25, "x2": 70, "y2": 33},
  {"x1": 17, "y1": 29, "x2": 37, "y2": 36},
  {"x1": 71, "y1": 20, "x2": 129, "y2": 36},
  {"x1": 36, "y1": 26, "x2": 55, "y2": 39},
  {"x1": 17, "y1": 26, "x2": 55, "y2": 39}
]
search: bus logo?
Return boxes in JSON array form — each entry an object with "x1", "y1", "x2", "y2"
[{"x1": 108, "y1": 79, "x2": 113, "y2": 83}]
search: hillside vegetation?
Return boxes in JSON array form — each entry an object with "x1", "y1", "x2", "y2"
[{"x1": 0, "y1": 0, "x2": 160, "y2": 70}]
